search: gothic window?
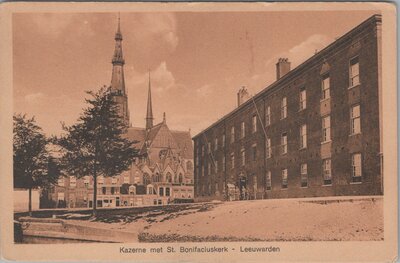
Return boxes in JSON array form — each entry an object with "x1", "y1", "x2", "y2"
[
  {"x1": 58, "y1": 178, "x2": 65, "y2": 187},
  {"x1": 179, "y1": 174, "x2": 183, "y2": 184},
  {"x1": 166, "y1": 173, "x2": 172, "y2": 183},
  {"x1": 143, "y1": 173, "x2": 151, "y2": 186}
]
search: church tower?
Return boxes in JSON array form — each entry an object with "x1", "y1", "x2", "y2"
[
  {"x1": 111, "y1": 14, "x2": 130, "y2": 127},
  {"x1": 145, "y1": 71, "x2": 154, "y2": 130}
]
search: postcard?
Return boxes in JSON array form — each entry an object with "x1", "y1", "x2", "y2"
[{"x1": 0, "y1": 2, "x2": 397, "y2": 262}]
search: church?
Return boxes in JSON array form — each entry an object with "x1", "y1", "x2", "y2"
[{"x1": 47, "y1": 17, "x2": 194, "y2": 208}]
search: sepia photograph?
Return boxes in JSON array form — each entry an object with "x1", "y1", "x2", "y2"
[{"x1": 0, "y1": 2, "x2": 397, "y2": 262}]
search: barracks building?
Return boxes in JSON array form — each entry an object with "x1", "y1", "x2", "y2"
[{"x1": 193, "y1": 15, "x2": 383, "y2": 201}]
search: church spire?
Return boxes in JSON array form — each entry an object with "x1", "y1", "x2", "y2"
[
  {"x1": 110, "y1": 14, "x2": 130, "y2": 126},
  {"x1": 111, "y1": 13, "x2": 125, "y2": 94},
  {"x1": 146, "y1": 71, "x2": 154, "y2": 130}
]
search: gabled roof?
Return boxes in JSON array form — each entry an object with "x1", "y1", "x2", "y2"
[
  {"x1": 126, "y1": 121, "x2": 193, "y2": 160},
  {"x1": 171, "y1": 130, "x2": 193, "y2": 159}
]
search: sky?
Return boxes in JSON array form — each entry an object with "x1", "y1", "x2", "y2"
[{"x1": 13, "y1": 11, "x2": 378, "y2": 137}]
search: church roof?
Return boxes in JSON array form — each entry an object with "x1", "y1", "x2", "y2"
[
  {"x1": 170, "y1": 130, "x2": 193, "y2": 159},
  {"x1": 126, "y1": 122, "x2": 193, "y2": 159}
]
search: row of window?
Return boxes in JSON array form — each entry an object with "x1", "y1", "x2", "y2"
[
  {"x1": 197, "y1": 57, "x2": 361, "y2": 158},
  {"x1": 58, "y1": 174, "x2": 189, "y2": 188},
  {"x1": 198, "y1": 153, "x2": 362, "y2": 194},
  {"x1": 199, "y1": 105, "x2": 360, "y2": 161},
  {"x1": 198, "y1": 106, "x2": 361, "y2": 174},
  {"x1": 266, "y1": 153, "x2": 362, "y2": 190}
]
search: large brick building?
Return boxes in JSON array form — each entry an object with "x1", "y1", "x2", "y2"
[{"x1": 193, "y1": 14, "x2": 383, "y2": 201}]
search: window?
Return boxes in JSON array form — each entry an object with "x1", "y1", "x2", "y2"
[
  {"x1": 265, "y1": 106, "x2": 271, "y2": 126},
  {"x1": 222, "y1": 134, "x2": 226, "y2": 148},
  {"x1": 299, "y1": 88, "x2": 306, "y2": 110},
  {"x1": 350, "y1": 57, "x2": 360, "y2": 87},
  {"x1": 143, "y1": 173, "x2": 150, "y2": 186},
  {"x1": 166, "y1": 173, "x2": 172, "y2": 183},
  {"x1": 300, "y1": 124, "x2": 307, "y2": 149},
  {"x1": 281, "y1": 97, "x2": 287, "y2": 119},
  {"x1": 57, "y1": 178, "x2": 64, "y2": 187},
  {"x1": 111, "y1": 177, "x2": 117, "y2": 184},
  {"x1": 70, "y1": 176, "x2": 76, "y2": 188},
  {"x1": 252, "y1": 115, "x2": 257, "y2": 133},
  {"x1": 350, "y1": 105, "x2": 361, "y2": 134},
  {"x1": 84, "y1": 176, "x2": 90, "y2": 188},
  {"x1": 123, "y1": 175, "x2": 129, "y2": 184},
  {"x1": 166, "y1": 187, "x2": 170, "y2": 197},
  {"x1": 321, "y1": 74, "x2": 330, "y2": 100},
  {"x1": 102, "y1": 187, "x2": 106, "y2": 195},
  {"x1": 241, "y1": 122, "x2": 245, "y2": 138},
  {"x1": 57, "y1": 192, "x2": 65, "y2": 201},
  {"x1": 215, "y1": 160, "x2": 218, "y2": 173},
  {"x1": 231, "y1": 153, "x2": 235, "y2": 169},
  {"x1": 207, "y1": 142, "x2": 211, "y2": 153},
  {"x1": 208, "y1": 162, "x2": 211, "y2": 175},
  {"x1": 214, "y1": 138, "x2": 218, "y2": 151},
  {"x1": 281, "y1": 133, "x2": 287, "y2": 155},
  {"x1": 252, "y1": 144, "x2": 257, "y2": 161},
  {"x1": 301, "y1": 163, "x2": 308, "y2": 187},
  {"x1": 322, "y1": 115, "x2": 331, "y2": 143},
  {"x1": 352, "y1": 153, "x2": 362, "y2": 182},
  {"x1": 323, "y1": 159, "x2": 332, "y2": 185},
  {"x1": 178, "y1": 174, "x2": 183, "y2": 184},
  {"x1": 266, "y1": 137, "x2": 271, "y2": 158},
  {"x1": 241, "y1": 148, "x2": 246, "y2": 166},
  {"x1": 159, "y1": 187, "x2": 164, "y2": 196},
  {"x1": 281, "y1": 169, "x2": 288, "y2": 189},
  {"x1": 230, "y1": 126, "x2": 235, "y2": 143},
  {"x1": 266, "y1": 171, "x2": 272, "y2": 190},
  {"x1": 222, "y1": 156, "x2": 226, "y2": 172}
]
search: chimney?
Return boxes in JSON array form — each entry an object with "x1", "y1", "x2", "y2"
[
  {"x1": 237, "y1": 86, "x2": 250, "y2": 107},
  {"x1": 276, "y1": 58, "x2": 291, "y2": 80}
]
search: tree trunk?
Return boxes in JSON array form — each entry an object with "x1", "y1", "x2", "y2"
[
  {"x1": 28, "y1": 187, "x2": 32, "y2": 217},
  {"x1": 93, "y1": 170, "x2": 97, "y2": 216}
]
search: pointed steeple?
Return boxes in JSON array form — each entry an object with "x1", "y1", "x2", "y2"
[
  {"x1": 111, "y1": 13, "x2": 125, "y2": 95},
  {"x1": 146, "y1": 71, "x2": 154, "y2": 130},
  {"x1": 110, "y1": 14, "x2": 130, "y2": 126}
]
